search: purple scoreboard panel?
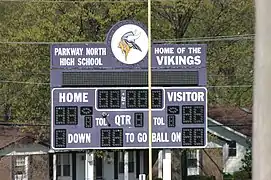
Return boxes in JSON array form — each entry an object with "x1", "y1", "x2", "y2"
[
  {"x1": 51, "y1": 87, "x2": 207, "y2": 150},
  {"x1": 50, "y1": 20, "x2": 208, "y2": 150}
]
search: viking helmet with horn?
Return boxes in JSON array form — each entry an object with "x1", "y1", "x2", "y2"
[{"x1": 118, "y1": 30, "x2": 142, "y2": 61}]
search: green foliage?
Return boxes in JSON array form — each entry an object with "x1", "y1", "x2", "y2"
[
  {"x1": 239, "y1": 139, "x2": 252, "y2": 178},
  {"x1": 0, "y1": 0, "x2": 254, "y2": 158},
  {"x1": 233, "y1": 170, "x2": 251, "y2": 180},
  {"x1": 223, "y1": 173, "x2": 234, "y2": 180}
]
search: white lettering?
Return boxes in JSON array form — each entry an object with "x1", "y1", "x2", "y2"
[
  {"x1": 95, "y1": 118, "x2": 108, "y2": 126},
  {"x1": 153, "y1": 117, "x2": 165, "y2": 126},
  {"x1": 55, "y1": 48, "x2": 83, "y2": 56},
  {"x1": 125, "y1": 133, "x2": 135, "y2": 143},
  {"x1": 171, "y1": 132, "x2": 182, "y2": 142},
  {"x1": 176, "y1": 47, "x2": 186, "y2": 54},
  {"x1": 188, "y1": 47, "x2": 201, "y2": 54},
  {"x1": 58, "y1": 92, "x2": 89, "y2": 103},
  {"x1": 77, "y1": 58, "x2": 103, "y2": 66},
  {"x1": 156, "y1": 55, "x2": 201, "y2": 66},
  {"x1": 60, "y1": 58, "x2": 75, "y2": 66},
  {"x1": 137, "y1": 133, "x2": 148, "y2": 142},
  {"x1": 59, "y1": 93, "x2": 65, "y2": 103},
  {"x1": 115, "y1": 115, "x2": 131, "y2": 126},
  {"x1": 154, "y1": 47, "x2": 174, "y2": 54},
  {"x1": 86, "y1": 48, "x2": 106, "y2": 56},
  {"x1": 167, "y1": 92, "x2": 205, "y2": 102},
  {"x1": 68, "y1": 133, "x2": 91, "y2": 144},
  {"x1": 152, "y1": 132, "x2": 169, "y2": 142}
]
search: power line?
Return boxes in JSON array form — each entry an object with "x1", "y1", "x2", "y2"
[
  {"x1": 0, "y1": 37, "x2": 254, "y2": 45},
  {"x1": 0, "y1": 0, "x2": 148, "y2": 3},
  {"x1": 0, "y1": 69, "x2": 254, "y2": 77},
  {"x1": 0, "y1": 34, "x2": 255, "y2": 45},
  {"x1": 0, "y1": 121, "x2": 252, "y2": 127},
  {"x1": 0, "y1": 0, "x2": 190, "y2": 2},
  {"x1": 0, "y1": 80, "x2": 253, "y2": 88},
  {"x1": 157, "y1": 34, "x2": 255, "y2": 41},
  {"x1": 0, "y1": 0, "x2": 219, "y2": 2},
  {"x1": 0, "y1": 80, "x2": 49, "y2": 85},
  {"x1": 208, "y1": 85, "x2": 252, "y2": 88}
]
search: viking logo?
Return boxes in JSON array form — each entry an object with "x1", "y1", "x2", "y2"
[
  {"x1": 118, "y1": 30, "x2": 142, "y2": 61},
  {"x1": 109, "y1": 22, "x2": 148, "y2": 65}
]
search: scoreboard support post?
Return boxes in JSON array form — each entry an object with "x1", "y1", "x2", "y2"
[
  {"x1": 158, "y1": 151, "x2": 163, "y2": 178},
  {"x1": 50, "y1": 20, "x2": 207, "y2": 180},
  {"x1": 85, "y1": 151, "x2": 94, "y2": 180},
  {"x1": 147, "y1": 1, "x2": 153, "y2": 179},
  {"x1": 124, "y1": 151, "x2": 129, "y2": 180},
  {"x1": 254, "y1": 0, "x2": 271, "y2": 179},
  {"x1": 163, "y1": 151, "x2": 172, "y2": 180}
]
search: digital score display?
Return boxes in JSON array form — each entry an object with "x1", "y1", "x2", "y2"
[
  {"x1": 97, "y1": 89, "x2": 163, "y2": 109},
  {"x1": 51, "y1": 87, "x2": 207, "y2": 150}
]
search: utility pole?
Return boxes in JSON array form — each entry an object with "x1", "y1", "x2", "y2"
[
  {"x1": 253, "y1": 0, "x2": 271, "y2": 179},
  {"x1": 148, "y1": 0, "x2": 153, "y2": 180}
]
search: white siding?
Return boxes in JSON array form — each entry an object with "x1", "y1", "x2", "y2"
[
  {"x1": 223, "y1": 143, "x2": 246, "y2": 174},
  {"x1": 194, "y1": 141, "x2": 247, "y2": 175},
  {"x1": 187, "y1": 150, "x2": 200, "y2": 176}
]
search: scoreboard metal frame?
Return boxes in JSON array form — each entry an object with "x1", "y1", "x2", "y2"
[
  {"x1": 50, "y1": 19, "x2": 208, "y2": 151},
  {"x1": 51, "y1": 86, "x2": 207, "y2": 150}
]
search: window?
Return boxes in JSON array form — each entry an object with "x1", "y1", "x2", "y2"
[
  {"x1": 187, "y1": 150, "x2": 198, "y2": 168},
  {"x1": 119, "y1": 151, "x2": 134, "y2": 173},
  {"x1": 56, "y1": 153, "x2": 72, "y2": 177},
  {"x1": 14, "y1": 156, "x2": 27, "y2": 180},
  {"x1": 228, "y1": 140, "x2": 237, "y2": 157}
]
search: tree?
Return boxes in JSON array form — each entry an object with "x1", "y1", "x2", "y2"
[
  {"x1": 240, "y1": 139, "x2": 252, "y2": 177},
  {"x1": 0, "y1": 0, "x2": 254, "y2": 178}
]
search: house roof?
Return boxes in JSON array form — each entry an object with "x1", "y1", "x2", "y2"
[
  {"x1": 208, "y1": 106, "x2": 252, "y2": 137},
  {"x1": 0, "y1": 125, "x2": 25, "y2": 149},
  {"x1": 0, "y1": 124, "x2": 49, "y2": 150}
]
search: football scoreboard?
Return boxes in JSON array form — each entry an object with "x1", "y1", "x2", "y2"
[{"x1": 50, "y1": 20, "x2": 207, "y2": 150}]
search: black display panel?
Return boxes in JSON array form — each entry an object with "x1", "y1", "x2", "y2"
[
  {"x1": 126, "y1": 89, "x2": 163, "y2": 109},
  {"x1": 80, "y1": 106, "x2": 93, "y2": 115},
  {"x1": 62, "y1": 71, "x2": 198, "y2": 87},
  {"x1": 55, "y1": 106, "x2": 78, "y2": 125},
  {"x1": 100, "y1": 128, "x2": 123, "y2": 147},
  {"x1": 55, "y1": 129, "x2": 66, "y2": 148},
  {"x1": 182, "y1": 105, "x2": 204, "y2": 124},
  {"x1": 134, "y1": 113, "x2": 144, "y2": 127},
  {"x1": 97, "y1": 90, "x2": 121, "y2": 109},
  {"x1": 182, "y1": 128, "x2": 205, "y2": 146},
  {"x1": 97, "y1": 89, "x2": 163, "y2": 109},
  {"x1": 84, "y1": 116, "x2": 93, "y2": 128}
]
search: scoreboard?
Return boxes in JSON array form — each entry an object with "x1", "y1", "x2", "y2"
[
  {"x1": 50, "y1": 20, "x2": 208, "y2": 150},
  {"x1": 51, "y1": 87, "x2": 207, "y2": 149}
]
